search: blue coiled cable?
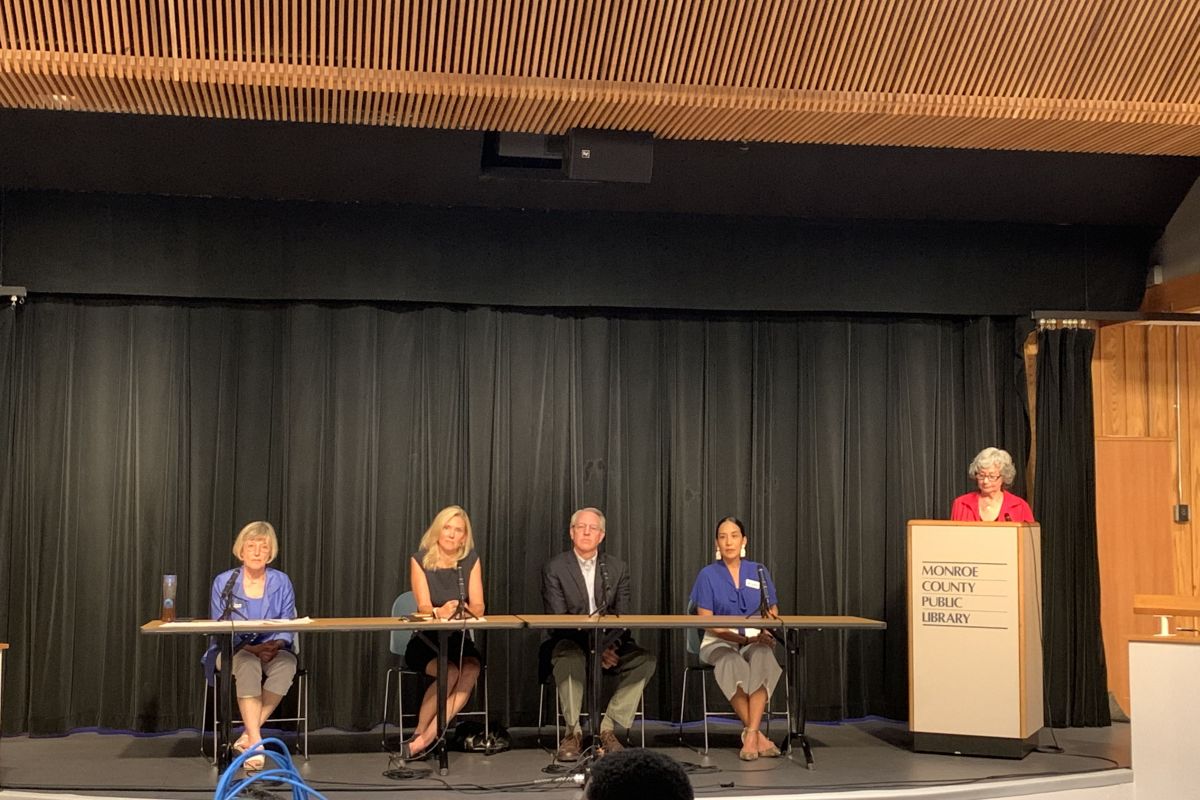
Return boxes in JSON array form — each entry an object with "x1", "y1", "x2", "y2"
[{"x1": 213, "y1": 737, "x2": 327, "y2": 800}]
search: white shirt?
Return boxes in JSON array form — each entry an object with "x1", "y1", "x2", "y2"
[{"x1": 575, "y1": 551, "x2": 597, "y2": 614}]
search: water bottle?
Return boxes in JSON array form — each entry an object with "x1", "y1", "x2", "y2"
[{"x1": 161, "y1": 574, "x2": 178, "y2": 622}]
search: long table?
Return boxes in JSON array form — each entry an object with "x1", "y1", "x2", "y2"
[
  {"x1": 142, "y1": 616, "x2": 525, "y2": 775},
  {"x1": 141, "y1": 613, "x2": 885, "y2": 771}
]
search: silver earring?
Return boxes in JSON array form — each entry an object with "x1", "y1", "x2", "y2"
[
  {"x1": 714, "y1": 548, "x2": 720, "y2": 560},
  {"x1": 739, "y1": 544, "x2": 747, "y2": 558}
]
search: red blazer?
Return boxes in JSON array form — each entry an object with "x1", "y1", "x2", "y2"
[{"x1": 950, "y1": 491, "x2": 1034, "y2": 522}]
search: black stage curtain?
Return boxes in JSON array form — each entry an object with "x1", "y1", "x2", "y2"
[
  {"x1": 0, "y1": 298, "x2": 1034, "y2": 734},
  {"x1": 1034, "y1": 328, "x2": 1111, "y2": 727}
]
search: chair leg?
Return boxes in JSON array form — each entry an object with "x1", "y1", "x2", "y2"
[
  {"x1": 397, "y1": 671, "x2": 406, "y2": 738},
  {"x1": 678, "y1": 669, "x2": 688, "y2": 745},
  {"x1": 700, "y1": 670, "x2": 710, "y2": 754},
  {"x1": 482, "y1": 664, "x2": 490, "y2": 741},
  {"x1": 200, "y1": 678, "x2": 212, "y2": 762},
  {"x1": 382, "y1": 668, "x2": 392, "y2": 726},
  {"x1": 554, "y1": 685, "x2": 562, "y2": 748},
  {"x1": 301, "y1": 672, "x2": 310, "y2": 760},
  {"x1": 211, "y1": 680, "x2": 221, "y2": 764},
  {"x1": 536, "y1": 683, "x2": 545, "y2": 747},
  {"x1": 639, "y1": 690, "x2": 646, "y2": 747}
]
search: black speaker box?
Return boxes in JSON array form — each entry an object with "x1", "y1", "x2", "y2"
[{"x1": 565, "y1": 129, "x2": 654, "y2": 183}]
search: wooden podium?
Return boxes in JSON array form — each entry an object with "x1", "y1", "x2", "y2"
[{"x1": 907, "y1": 520, "x2": 1044, "y2": 758}]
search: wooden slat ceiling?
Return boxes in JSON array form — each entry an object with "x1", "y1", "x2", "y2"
[{"x1": 2, "y1": 1, "x2": 1200, "y2": 156}]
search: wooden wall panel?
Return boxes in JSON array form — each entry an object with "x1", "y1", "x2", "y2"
[
  {"x1": 1092, "y1": 323, "x2": 1199, "y2": 715},
  {"x1": 1095, "y1": 438, "x2": 1177, "y2": 715},
  {"x1": 1146, "y1": 326, "x2": 1173, "y2": 438},
  {"x1": 1095, "y1": 327, "x2": 1127, "y2": 436},
  {"x1": 1187, "y1": 328, "x2": 1200, "y2": 596},
  {"x1": 1121, "y1": 327, "x2": 1148, "y2": 437}
]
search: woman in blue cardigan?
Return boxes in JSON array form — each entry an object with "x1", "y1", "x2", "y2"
[{"x1": 205, "y1": 521, "x2": 298, "y2": 771}]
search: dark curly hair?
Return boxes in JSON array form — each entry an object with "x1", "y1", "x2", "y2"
[{"x1": 585, "y1": 749, "x2": 693, "y2": 800}]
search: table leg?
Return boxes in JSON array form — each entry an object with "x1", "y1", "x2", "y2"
[
  {"x1": 219, "y1": 633, "x2": 235, "y2": 771},
  {"x1": 786, "y1": 629, "x2": 814, "y2": 769},
  {"x1": 436, "y1": 631, "x2": 449, "y2": 775},
  {"x1": 589, "y1": 627, "x2": 603, "y2": 754}
]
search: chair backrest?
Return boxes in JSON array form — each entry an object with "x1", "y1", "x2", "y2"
[
  {"x1": 685, "y1": 598, "x2": 702, "y2": 656},
  {"x1": 390, "y1": 592, "x2": 417, "y2": 658}
]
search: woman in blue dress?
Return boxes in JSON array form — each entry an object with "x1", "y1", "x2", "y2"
[{"x1": 688, "y1": 516, "x2": 783, "y2": 761}]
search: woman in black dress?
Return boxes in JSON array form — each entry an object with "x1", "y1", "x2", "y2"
[{"x1": 403, "y1": 505, "x2": 486, "y2": 758}]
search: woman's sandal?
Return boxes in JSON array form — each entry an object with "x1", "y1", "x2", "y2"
[
  {"x1": 242, "y1": 754, "x2": 266, "y2": 773},
  {"x1": 232, "y1": 733, "x2": 250, "y2": 754},
  {"x1": 399, "y1": 735, "x2": 429, "y2": 762},
  {"x1": 739, "y1": 728, "x2": 760, "y2": 761},
  {"x1": 756, "y1": 733, "x2": 782, "y2": 758}
]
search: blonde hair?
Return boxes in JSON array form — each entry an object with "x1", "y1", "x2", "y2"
[
  {"x1": 419, "y1": 505, "x2": 474, "y2": 569},
  {"x1": 968, "y1": 447, "x2": 1017, "y2": 488},
  {"x1": 232, "y1": 520, "x2": 279, "y2": 563}
]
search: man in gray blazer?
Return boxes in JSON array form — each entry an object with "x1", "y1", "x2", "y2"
[{"x1": 540, "y1": 507, "x2": 656, "y2": 761}]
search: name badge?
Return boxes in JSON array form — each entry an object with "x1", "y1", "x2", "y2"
[
  {"x1": 233, "y1": 601, "x2": 244, "y2": 609},
  {"x1": 745, "y1": 578, "x2": 761, "y2": 589}
]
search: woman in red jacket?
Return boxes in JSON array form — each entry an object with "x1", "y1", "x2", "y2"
[{"x1": 950, "y1": 447, "x2": 1034, "y2": 522}]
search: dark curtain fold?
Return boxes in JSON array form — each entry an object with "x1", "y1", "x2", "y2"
[
  {"x1": 1033, "y1": 328, "x2": 1110, "y2": 727},
  {"x1": 0, "y1": 299, "x2": 1040, "y2": 734}
]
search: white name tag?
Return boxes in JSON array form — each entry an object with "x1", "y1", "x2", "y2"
[{"x1": 745, "y1": 578, "x2": 761, "y2": 589}]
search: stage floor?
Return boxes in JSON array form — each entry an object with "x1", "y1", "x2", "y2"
[{"x1": 0, "y1": 719, "x2": 1130, "y2": 799}]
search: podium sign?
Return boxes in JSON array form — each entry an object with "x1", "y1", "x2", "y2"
[{"x1": 907, "y1": 521, "x2": 1044, "y2": 757}]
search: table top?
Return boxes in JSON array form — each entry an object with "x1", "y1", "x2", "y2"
[
  {"x1": 1129, "y1": 635, "x2": 1200, "y2": 646},
  {"x1": 1133, "y1": 594, "x2": 1200, "y2": 616},
  {"x1": 141, "y1": 615, "x2": 527, "y2": 634},
  {"x1": 143, "y1": 613, "x2": 885, "y2": 634},
  {"x1": 518, "y1": 613, "x2": 886, "y2": 630}
]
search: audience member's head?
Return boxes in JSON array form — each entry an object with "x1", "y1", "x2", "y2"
[{"x1": 585, "y1": 749, "x2": 693, "y2": 800}]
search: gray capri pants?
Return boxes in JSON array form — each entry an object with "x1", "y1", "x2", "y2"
[
  {"x1": 699, "y1": 640, "x2": 782, "y2": 700},
  {"x1": 217, "y1": 649, "x2": 298, "y2": 698}
]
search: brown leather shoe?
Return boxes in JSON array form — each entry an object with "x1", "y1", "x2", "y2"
[
  {"x1": 598, "y1": 729, "x2": 625, "y2": 755},
  {"x1": 556, "y1": 731, "x2": 582, "y2": 762}
]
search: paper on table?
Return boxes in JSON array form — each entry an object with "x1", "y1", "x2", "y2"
[{"x1": 157, "y1": 616, "x2": 313, "y2": 628}]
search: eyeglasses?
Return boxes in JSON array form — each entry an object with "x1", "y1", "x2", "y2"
[
  {"x1": 976, "y1": 472, "x2": 1002, "y2": 482},
  {"x1": 572, "y1": 524, "x2": 603, "y2": 533}
]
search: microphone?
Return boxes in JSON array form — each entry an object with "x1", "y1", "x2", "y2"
[
  {"x1": 598, "y1": 556, "x2": 613, "y2": 616},
  {"x1": 756, "y1": 564, "x2": 771, "y2": 619},
  {"x1": 453, "y1": 561, "x2": 468, "y2": 620},
  {"x1": 219, "y1": 568, "x2": 240, "y2": 620},
  {"x1": 1004, "y1": 512, "x2": 1012, "y2": 522}
]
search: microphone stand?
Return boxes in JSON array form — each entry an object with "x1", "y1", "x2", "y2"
[
  {"x1": 429, "y1": 562, "x2": 478, "y2": 776},
  {"x1": 215, "y1": 569, "x2": 243, "y2": 771},
  {"x1": 449, "y1": 563, "x2": 479, "y2": 621},
  {"x1": 586, "y1": 557, "x2": 620, "y2": 758}
]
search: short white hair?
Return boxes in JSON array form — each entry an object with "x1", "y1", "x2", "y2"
[
  {"x1": 968, "y1": 447, "x2": 1017, "y2": 487},
  {"x1": 570, "y1": 507, "x2": 606, "y2": 531},
  {"x1": 232, "y1": 520, "x2": 279, "y2": 563}
]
